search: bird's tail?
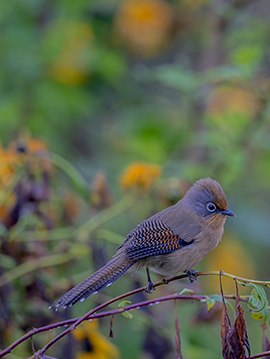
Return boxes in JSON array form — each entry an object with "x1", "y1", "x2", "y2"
[{"x1": 50, "y1": 254, "x2": 135, "y2": 310}]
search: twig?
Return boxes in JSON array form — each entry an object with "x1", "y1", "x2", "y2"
[
  {"x1": 1, "y1": 270, "x2": 269, "y2": 357},
  {"x1": 0, "y1": 293, "x2": 243, "y2": 357},
  {"x1": 250, "y1": 350, "x2": 270, "y2": 358}
]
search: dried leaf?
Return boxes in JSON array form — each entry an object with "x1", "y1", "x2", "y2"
[
  {"x1": 234, "y1": 289, "x2": 251, "y2": 359},
  {"x1": 220, "y1": 272, "x2": 232, "y2": 358},
  {"x1": 210, "y1": 294, "x2": 236, "y2": 316},
  {"x1": 220, "y1": 274, "x2": 250, "y2": 359},
  {"x1": 221, "y1": 298, "x2": 232, "y2": 358},
  {"x1": 110, "y1": 315, "x2": 114, "y2": 339},
  {"x1": 174, "y1": 300, "x2": 184, "y2": 359}
]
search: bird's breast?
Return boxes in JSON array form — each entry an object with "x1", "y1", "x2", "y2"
[{"x1": 138, "y1": 223, "x2": 225, "y2": 276}]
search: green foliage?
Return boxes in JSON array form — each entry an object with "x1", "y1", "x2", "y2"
[
  {"x1": 1, "y1": 0, "x2": 270, "y2": 358},
  {"x1": 247, "y1": 283, "x2": 269, "y2": 324}
]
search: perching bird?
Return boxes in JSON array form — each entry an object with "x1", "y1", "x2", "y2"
[{"x1": 51, "y1": 177, "x2": 235, "y2": 310}]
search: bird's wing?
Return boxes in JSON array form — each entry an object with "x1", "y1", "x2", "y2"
[{"x1": 124, "y1": 219, "x2": 195, "y2": 260}]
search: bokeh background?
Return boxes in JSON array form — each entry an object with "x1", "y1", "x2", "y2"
[{"x1": 1, "y1": 0, "x2": 270, "y2": 358}]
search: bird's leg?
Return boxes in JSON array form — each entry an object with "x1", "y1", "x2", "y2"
[
  {"x1": 145, "y1": 267, "x2": 156, "y2": 293},
  {"x1": 186, "y1": 269, "x2": 198, "y2": 283}
]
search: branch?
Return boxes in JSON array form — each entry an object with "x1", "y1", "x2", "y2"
[
  {"x1": 1, "y1": 270, "x2": 269, "y2": 358},
  {"x1": 1, "y1": 292, "x2": 245, "y2": 359},
  {"x1": 198, "y1": 270, "x2": 270, "y2": 288},
  {"x1": 250, "y1": 350, "x2": 270, "y2": 358}
]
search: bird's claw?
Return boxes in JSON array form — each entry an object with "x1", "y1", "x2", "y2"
[
  {"x1": 187, "y1": 270, "x2": 198, "y2": 283},
  {"x1": 145, "y1": 278, "x2": 156, "y2": 293},
  {"x1": 145, "y1": 267, "x2": 156, "y2": 293}
]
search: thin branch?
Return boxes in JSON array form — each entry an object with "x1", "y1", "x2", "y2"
[
  {"x1": 250, "y1": 350, "x2": 270, "y2": 358},
  {"x1": 189, "y1": 270, "x2": 270, "y2": 288},
  {"x1": 1, "y1": 270, "x2": 269, "y2": 358},
  {"x1": 0, "y1": 279, "x2": 247, "y2": 357}
]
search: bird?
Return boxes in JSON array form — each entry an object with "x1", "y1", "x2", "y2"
[{"x1": 51, "y1": 177, "x2": 235, "y2": 310}]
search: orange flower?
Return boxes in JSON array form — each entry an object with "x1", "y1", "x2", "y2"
[
  {"x1": 115, "y1": 0, "x2": 173, "y2": 56},
  {"x1": 0, "y1": 142, "x2": 21, "y2": 187},
  {"x1": 26, "y1": 138, "x2": 48, "y2": 154},
  {"x1": 0, "y1": 137, "x2": 51, "y2": 223},
  {"x1": 120, "y1": 162, "x2": 161, "y2": 191}
]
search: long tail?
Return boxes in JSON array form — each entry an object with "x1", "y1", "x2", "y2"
[{"x1": 50, "y1": 254, "x2": 135, "y2": 310}]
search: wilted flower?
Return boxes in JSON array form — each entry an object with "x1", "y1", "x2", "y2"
[
  {"x1": 91, "y1": 171, "x2": 112, "y2": 211},
  {"x1": 0, "y1": 138, "x2": 52, "y2": 229}
]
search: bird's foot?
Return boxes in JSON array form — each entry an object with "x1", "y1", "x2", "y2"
[
  {"x1": 145, "y1": 279, "x2": 156, "y2": 293},
  {"x1": 163, "y1": 278, "x2": 169, "y2": 285},
  {"x1": 186, "y1": 270, "x2": 198, "y2": 283},
  {"x1": 145, "y1": 267, "x2": 156, "y2": 293}
]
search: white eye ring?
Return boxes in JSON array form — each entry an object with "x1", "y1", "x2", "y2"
[{"x1": 207, "y1": 202, "x2": 216, "y2": 213}]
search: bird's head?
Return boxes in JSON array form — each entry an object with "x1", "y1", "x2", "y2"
[{"x1": 183, "y1": 177, "x2": 235, "y2": 227}]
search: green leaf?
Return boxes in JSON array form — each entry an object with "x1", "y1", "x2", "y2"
[
  {"x1": 208, "y1": 295, "x2": 236, "y2": 316},
  {"x1": 247, "y1": 283, "x2": 267, "y2": 312},
  {"x1": 118, "y1": 300, "x2": 132, "y2": 308},
  {"x1": 205, "y1": 296, "x2": 216, "y2": 312},
  {"x1": 179, "y1": 288, "x2": 194, "y2": 295},
  {"x1": 208, "y1": 294, "x2": 224, "y2": 302},
  {"x1": 251, "y1": 306, "x2": 270, "y2": 324},
  {"x1": 118, "y1": 300, "x2": 133, "y2": 319},
  {"x1": 122, "y1": 311, "x2": 133, "y2": 319}
]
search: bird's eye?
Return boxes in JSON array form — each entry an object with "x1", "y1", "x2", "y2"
[{"x1": 207, "y1": 202, "x2": 216, "y2": 213}]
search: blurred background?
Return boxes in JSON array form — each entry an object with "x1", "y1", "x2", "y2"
[{"x1": 1, "y1": 0, "x2": 270, "y2": 358}]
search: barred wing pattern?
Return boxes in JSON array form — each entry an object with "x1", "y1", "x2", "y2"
[{"x1": 125, "y1": 220, "x2": 194, "y2": 260}]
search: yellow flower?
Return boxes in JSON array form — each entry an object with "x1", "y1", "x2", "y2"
[
  {"x1": 26, "y1": 138, "x2": 48, "y2": 154},
  {"x1": 115, "y1": 0, "x2": 173, "y2": 56},
  {"x1": 0, "y1": 142, "x2": 20, "y2": 187},
  {"x1": 0, "y1": 137, "x2": 51, "y2": 223},
  {"x1": 73, "y1": 321, "x2": 119, "y2": 359},
  {"x1": 120, "y1": 162, "x2": 161, "y2": 191}
]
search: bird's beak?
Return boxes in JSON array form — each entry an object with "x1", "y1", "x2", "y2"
[{"x1": 221, "y1": 208, "x2": 236, "y2": 217}]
